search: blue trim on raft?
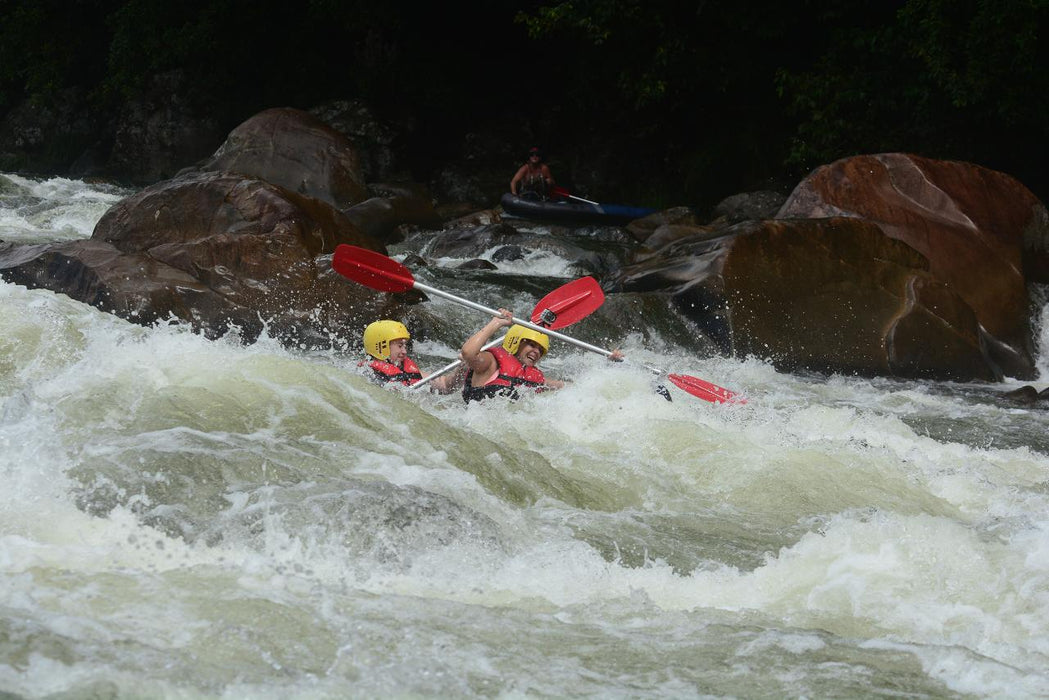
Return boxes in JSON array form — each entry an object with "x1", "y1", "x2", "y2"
[{"x1": 500, "y1": 193, "x2": 657, "y2": 225}]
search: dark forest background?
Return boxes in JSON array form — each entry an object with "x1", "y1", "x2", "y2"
[{"x1": 2, "y1": 0, "x2": 1048, "y2": 210}]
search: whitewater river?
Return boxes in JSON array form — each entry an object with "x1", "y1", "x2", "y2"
[{"x1": 2, "y1": 173, "x2": 1048, "y2": 698}]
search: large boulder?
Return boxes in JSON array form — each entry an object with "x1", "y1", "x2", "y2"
[
  {"x1": 721, "y1": 218, "x2": 997, "y2": 380},
  {"x1": 778, "y1": 153, "x2": 1048, "y2": 378},
  {"x1": 0, "y1": 171, "x2": 396, "y2": 345},
  {"x1": 0, "y1": 104, "x2": 465, "y2": 349},
  {"x1": 609, "y1": 217, "x2": 1003, "y2": 381},
  {"x1": 198, "y1": 107, "x2": 368, "y2": 209}
]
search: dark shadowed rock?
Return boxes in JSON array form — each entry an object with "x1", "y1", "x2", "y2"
[
  {"x1": 491, "y1": 245, "x2": 527, "y2": 262},
  {"x1": 624, "y1": 206, "x2": 699, "y2": 243},
  {"x1": 342, "y1": 182, "x2": 441, "y2": 245},
  {"x1": 0, "y1": 238, "x2": 240, "y2": 326},
  {"x1": 1002, "y1": 385, "x2": 1039, "y2": 404},
  {"x1": 456, "y1": 258, "x2": 498, "y2": 270},
  {"x1": 198, "y1": 107, "x2": 368, "y2": 208},
  {"x1": 0, "y1": 87, "x2": 111, "y2": 179},
  {"x1": 634, "y1": 224, "x2": 721, "y2": 263},
  {"x1": 722, "y1": 218, "x2": 996, "y2": 380},
  {"x1": 108, "y1": 71, "x2": 224, "y2": 184},
  {"x1": 778, "y1": 153, "x2": 1047, "y2": 378},
  {"x1": 93, "y1": 170, "x2": 378, "y2": 273},
  {"x1": 711, "y1": 190, "x2": 787, "y2": 224}
]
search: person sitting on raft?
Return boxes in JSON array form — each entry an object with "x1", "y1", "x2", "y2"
[
  {"x1": 459, "y1": 308, "x2": 621, "y2": 403},
  {"x1": 510, "y1": 146, "x2": 555, "y2": 200},
  {"x1": 362, "y1": 320, "x2": 457, "y2": 393}
]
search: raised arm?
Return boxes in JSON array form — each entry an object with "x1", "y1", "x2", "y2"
[{"x1": 461, "y1": 308, "x2": 513, "y2": 380}]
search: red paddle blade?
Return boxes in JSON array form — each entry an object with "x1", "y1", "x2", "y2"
[
  {"x1": 667, "y1": 374, "x2": 746, "y2": 405},
  {"x1": 332, "y1": 245, "x2": 415, "y2": 293},
  {"x1": 550, "y1": 185, "x2": 570, "y2": 201},
  {"x1": 532, "y1": 277, "x2": 605, "y2": 329}
]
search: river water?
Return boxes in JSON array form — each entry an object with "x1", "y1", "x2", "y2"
[{"x1": 2, "y1": 173, "x2": 1048, "y2": 698}]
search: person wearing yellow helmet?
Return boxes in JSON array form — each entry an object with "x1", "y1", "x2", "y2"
[
  {"x1": 459, "y1": 308, "x2": 622, "y2": 403},
  {"x1": 361, "y1": 320, "x2": 458, "y2": 393}
]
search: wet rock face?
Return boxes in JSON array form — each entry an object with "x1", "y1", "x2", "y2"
[
  {"x1": 721, "y1": 218, "x2": 997, "y2": 381},
  {"x1": 342, "y1": 182, "x2": 442, "y2": 245},
  {"x1": 91, "y1": 171, "x2": 380, "y2": 310},
  {"x1": 778, "y1": 153, "x2": 1048, "y2": 377},
  {"x1": 610, "y1": 214, "x2": 1013, "y2": 382},
  {"x1": 0, "y1": 170, "x2": 393, "y2": 345},
  {"x1": 4, "y1": 124, "x2": 1047, "y2": 386},
  {"x1": 198, "y1": 107, "x2": 369, "y2": 209},
  {"x1": 0, "y1": 106, "x2": 450, "y2": 348}
]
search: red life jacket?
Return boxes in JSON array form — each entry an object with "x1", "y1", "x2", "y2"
[
  {"x1": 368, "y1": 357, "x2": 423, "y2": 386},
  {"x1": 462, "y1": 347, "x2": 545, "y2": 403}
]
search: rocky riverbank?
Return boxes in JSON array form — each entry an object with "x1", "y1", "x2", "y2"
[{"x1": 2, "y1": 106, "x2": 1047, "y2": 386}]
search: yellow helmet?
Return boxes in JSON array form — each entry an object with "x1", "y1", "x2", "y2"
[
  {"x1": 502, "y1": 325, "x2": 549, "y2": 357},
  {"x1": 363, "y1": 320, "x2": 410, "y2": 360}
]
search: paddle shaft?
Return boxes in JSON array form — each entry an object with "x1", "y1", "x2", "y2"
[
  {"x1": 412, "y1": 280, "x2": 614, "y2": 358},
  {"x1": 411, "y1": 280, "x2": 741, "y2": 401},
  {"x1": 333, "y1": 245, "x2": 738, "y2": 402},
  {"x1": 410, "y1": 288, "x2": 735, "y2": 402},
  {"x1": 414, "y1": 280, "x2": 666, "y2": 377},
  {"x1": 567, "y1": 193, "x2": 600, "y2": 206},
  {"x1": 552, "y1": 185, "x2": 599, "y2": 206}
]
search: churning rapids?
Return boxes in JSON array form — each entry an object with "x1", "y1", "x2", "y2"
[{"x1": 2, "y1": 173, "x2": 1049, "y2": 698}]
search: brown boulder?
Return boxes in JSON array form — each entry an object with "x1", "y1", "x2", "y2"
[
  {"x1": 778, "y1": 153, "x2": 1046, "y2": 377},
  {"x1": 610, "y1": 218, "x2": 1001, "y2": 381},
  {"x1": 723, "y1": 218, "x2": 996, "y2": 380},
  {"x1": 92, "y1": 171, "x2": 380, "y2": 308},
  {"x1": 0, "y1": 239, "x2": 222, "y2": 325},
  {"x1": 198, "y1": 107, "x2": 368, "y2": 208},
  {"x1": 0, "y1": 171, "x2": 397, "y2": 345}
]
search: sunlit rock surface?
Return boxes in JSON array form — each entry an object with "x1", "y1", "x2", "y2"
[{"x1": 778, "y1": 153, "x2": 1049, "y2": 378}]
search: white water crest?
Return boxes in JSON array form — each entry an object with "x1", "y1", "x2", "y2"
[
  {"x1": 1, "y1": 174, "x2": 1048, "y2": 698},
  {"x1": 0, "y1": 172, "x2": 130, "y2": 244}
]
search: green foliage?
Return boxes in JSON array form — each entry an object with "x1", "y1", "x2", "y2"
[
  {"x1": 2, "y1": 0, "x2": 1049, "y2": 202},
  {"x1": 776, "y1": 0, "x2": 1049, "y2": 172},
  {"x1": 0, "y1": 0, "x2": 119, "y2": 108},
  {"x1": 520, "y1": 0, "x2": 1049, "y2": 202}
]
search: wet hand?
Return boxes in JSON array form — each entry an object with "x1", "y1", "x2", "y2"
[
  {"x1": 609, "y1": 349, "x2": 624, "y2": 362},
  {"x1": 493, "y1": 308, "x2": 514, "y2": 327}
]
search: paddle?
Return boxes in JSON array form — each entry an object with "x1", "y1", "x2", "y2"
[
  {"x1": 409, "y1": 275, "x2": 605, "y2": 392},
  {"x1": 332, "y1": 245, "x2": 743, "y2": 404},
  {"x1": 333, "y1": 245, "x2": 611, "y2": 350},
  {"x1": 667, "y1": 374, "x2": 744, "y2": 404},
  {"x1": 550, "y1": 185, "x2": 599, "y2": 206}
]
